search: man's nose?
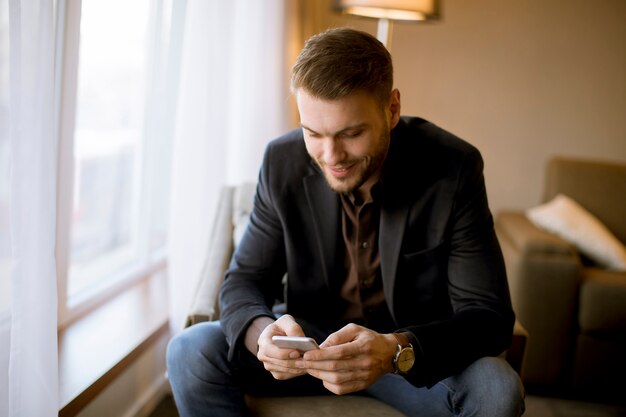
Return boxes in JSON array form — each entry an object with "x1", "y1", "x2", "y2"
[{"x1": 322, "y1": 138, "x2": 346, "y2": 166}]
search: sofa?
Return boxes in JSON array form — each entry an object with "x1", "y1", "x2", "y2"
[
  {"x1": 185, "y1": 182, "x2": 528, "y2": 416},
  {"x1": 495, "y1": 157, "x2": 626, "y2": 402}
]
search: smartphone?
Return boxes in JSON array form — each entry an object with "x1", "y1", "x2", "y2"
[{"x1": 272, "y1": 335, "x2": 319, "y2": 352}]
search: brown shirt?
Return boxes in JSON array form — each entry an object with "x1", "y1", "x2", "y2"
[{"x1": 339, "y1": 183, "x2": 394, "y2": 331}]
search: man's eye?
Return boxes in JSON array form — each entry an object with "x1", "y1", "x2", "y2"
[{"x1": 343, "y1": 130, "x2": 362, "y2": 138}]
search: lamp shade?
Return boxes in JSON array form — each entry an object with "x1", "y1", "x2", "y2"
[{"x1": 336, "y1": 0, "x2": 438, "y2": 21}]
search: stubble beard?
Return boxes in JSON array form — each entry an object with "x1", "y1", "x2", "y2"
[{"x1": 319, "y1": 130, "x2": 390, "y2": 195}]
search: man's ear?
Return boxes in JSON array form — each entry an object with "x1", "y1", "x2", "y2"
[{"x1": 388, "y1": 89, "x2": 401, "y2": 129}]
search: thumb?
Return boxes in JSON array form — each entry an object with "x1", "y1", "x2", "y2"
[
  {"x1": 319, "y1": 324, "x2": 359, "y2": 348},
  {"x1": 275, "y1": 314, "x2": 306, "y2": 337}
]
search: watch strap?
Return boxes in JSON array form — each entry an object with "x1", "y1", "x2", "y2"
[
  {"x1": 392, "y1": 332, "x2": 411, "y2": 349},
  {"x1": 392, "y1": 332, "x2": 415, "y2": 374}
]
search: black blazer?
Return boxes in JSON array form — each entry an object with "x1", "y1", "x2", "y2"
[{"x1": 219, "y1": 117, "x2": 514, "y2": 387}]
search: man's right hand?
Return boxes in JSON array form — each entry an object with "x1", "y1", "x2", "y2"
[{"x1": 253, "y1": 314, "x2": 310, "y2": 380}]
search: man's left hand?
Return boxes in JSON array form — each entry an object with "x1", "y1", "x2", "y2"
[{"x1": 297, "y1": 323, "x2": 398, "y2": 395}]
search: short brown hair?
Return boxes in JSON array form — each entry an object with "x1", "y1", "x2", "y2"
[{"x1": 291, "y1": 27, "x2": 393, "y2": 103}]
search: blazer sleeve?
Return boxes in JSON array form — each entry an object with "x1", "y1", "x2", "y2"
[
  {"x1": 401, "y1": 148, "x2": 515, "y2": 387},
  {"x1": 219, "y1": 145, "x2": 287, "y2": 362}
]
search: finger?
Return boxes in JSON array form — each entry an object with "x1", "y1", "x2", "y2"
[
  {"x1": 257, "y1": 317, "x2": 306, "y2": 359},
  {"x1": 261, "y1": 342, "x2": 303, "y2": 361},
  {"x1": 302, "y1": 341, "x2": 360, "y2": 361},
  {"x1": 322, "y1": 379, "x2": 367, "y2": 395},
  {"x1": 260, "y1": 350, "x2": 309, "y2": 371},
  {"x1": 274, "y1": 314, "x2": 306, "y2": 337},
  {"x1": 305, "y1": 368, "x2": 370, "y2": 395},
  {"x1": 319, "y1": 323, "x2": 363, "y2": 348},
  {"x1": 268, "y1": 366, "x2": 308, "y2": 380},
  {"x1": 260, "y1": 353, "x2": 311, "y2": 380},
  {"x1": 306, "y1": 366, "x2": 369, "y2": 383},
  {"x1": 270, "y1": 371, "x2": 304, "y2": 381},
  {"x1": 299, "y1": 356, "x2": 371, "y2": 374},
  {"x1": 264, "y1": 360, "x2": 307, "y2": 375}
]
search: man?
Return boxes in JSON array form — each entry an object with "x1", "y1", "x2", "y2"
[{"x1": 167, "y1": 27, "x2": 525, "y2": 417}]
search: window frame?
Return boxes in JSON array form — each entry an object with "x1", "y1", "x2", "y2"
[{"x1": 55, "y1": 0, "x2": 171, "y2": 328}]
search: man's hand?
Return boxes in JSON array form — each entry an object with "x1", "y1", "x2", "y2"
[
  {"x1": 297, "y1": 323, "x2": 398, "y2": 395},
  {"x1": 255, "y1": 314, "x2": 310, "y2": 380}
]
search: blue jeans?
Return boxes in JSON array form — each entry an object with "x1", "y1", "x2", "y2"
[{"x1": 166, "y1": 321, "x2": 525, "y2": 417}]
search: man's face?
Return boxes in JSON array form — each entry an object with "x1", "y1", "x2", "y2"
[{"x1": 297, "y1": 89, "x2": 400, "y2": 194}]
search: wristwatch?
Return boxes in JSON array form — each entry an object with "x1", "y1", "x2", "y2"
[{"x1": 392, "y1": 333, "x2": 415, "y2": 374}]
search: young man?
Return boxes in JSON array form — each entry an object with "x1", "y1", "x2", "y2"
[{"x1": 167, "y1": 27, "x2": 525, "y2": 417}]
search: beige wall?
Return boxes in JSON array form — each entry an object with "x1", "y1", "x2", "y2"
[{"x1": 300, "y1": 0, "x2": 626, "y2": 213}]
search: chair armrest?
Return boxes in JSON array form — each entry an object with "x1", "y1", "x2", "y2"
[
  {"x1": 496, "y1": 211, "x2": 575, "y2": 257},
  {"x1": 496, "y1": 211, "x2": 582, "y2": 387},
  {"x1": 504, "y1": 320, "x2": 528, "y2": 377},
  {"x1": 496, "y1": 211, "x2": 582, "y2": 305},
  {"x1": 185, "y1": 186, "x2": 235, "y2": 327}
]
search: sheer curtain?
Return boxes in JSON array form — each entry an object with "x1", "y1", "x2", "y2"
[
  {"x1": 167, "y1": 0, "x2": 299, "y2": 330},
  {"x1": 1, "y1": 1, "x2": 59, "y2": 417}
]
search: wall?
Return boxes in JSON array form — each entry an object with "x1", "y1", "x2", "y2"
[{"x1": 302, "y1": 0, "x2": 626, "y2": 213}]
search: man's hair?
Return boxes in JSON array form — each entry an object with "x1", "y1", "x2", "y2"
[{"x1": 291, "y1": 27, "x2": 393, "y2": 103}]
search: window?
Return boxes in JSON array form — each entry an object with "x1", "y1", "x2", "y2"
[
  {"x1": 57, "y1": 0, "x2": 174, "y2": 324},
  {"x1": 0, "y1": 0, "x2": 10, "y2": 314}
]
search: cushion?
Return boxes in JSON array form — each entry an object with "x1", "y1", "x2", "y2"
[
  {"x1": 245, "y1": 395, "x2": 406, "y2": 417},
  {"x1": 526, "y1": 194, "x2": 626, "y2": 271},
  {"x1": 578, "y1": 268, "x2": 626, "y2": 333}
]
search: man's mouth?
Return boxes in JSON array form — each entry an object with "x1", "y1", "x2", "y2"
[{"x1": 326, "y1": 163, "x2": 356, "y2": 179}]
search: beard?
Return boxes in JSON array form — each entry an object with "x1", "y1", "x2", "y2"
[{"x1": 318, "y1": 129, "x2": 390, "y2": 195}]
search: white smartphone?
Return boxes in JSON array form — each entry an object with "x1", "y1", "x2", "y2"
[{"x1": 272, "y1": 335, "x2": 319, "y2": 352}]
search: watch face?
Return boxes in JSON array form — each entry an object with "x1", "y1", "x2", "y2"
[{"x1": 397, "y1": 348, "x2": 415, "y2": 373}]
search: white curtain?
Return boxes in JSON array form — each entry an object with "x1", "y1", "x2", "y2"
[
  {"x1": 2, "y1": 1, "x2": 59, "y2": 416},
  {"x1": 167, "y1": 0, "x2": 297, "y2": 331}
]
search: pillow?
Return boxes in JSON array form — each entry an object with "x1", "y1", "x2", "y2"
[{"x1": 526, "y1": 194, "x2": 626, "y2": 271}]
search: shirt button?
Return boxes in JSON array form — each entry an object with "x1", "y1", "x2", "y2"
[{"x1": 361, "y1": 241, "x2": 369, "y2": 249}]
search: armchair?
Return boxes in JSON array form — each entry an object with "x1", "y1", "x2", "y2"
[
  {"x1": 495, "y1": 157, "x2": 626, "y2": 402},
  {"x1": 185, "y1": 183, "x2": 527, "y2": 416}
]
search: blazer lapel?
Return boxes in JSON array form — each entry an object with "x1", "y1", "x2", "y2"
[
  {"x1": 303, "y1": 173, "x2": 340, "y2": 289},
  {"x1": 379, "y1": 120, "x2": 413, "y2": 321},
  {"x1": 380, "y1": 196, "x2": 409, "y2": 320}
]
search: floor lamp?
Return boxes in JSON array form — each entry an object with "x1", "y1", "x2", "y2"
[{"x1": 334, "y1": 0, "x2": 439, "y2": 48}]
